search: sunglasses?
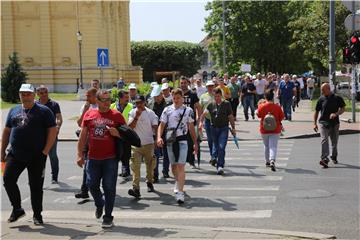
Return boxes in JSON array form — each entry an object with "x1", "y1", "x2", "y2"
[{"x1": 98, "y1": 98, "x2": 111, "y2": 102}]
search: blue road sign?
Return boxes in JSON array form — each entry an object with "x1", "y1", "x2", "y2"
[{"x1": 97, "y1": 48, "x2": 109, "y2": 67}]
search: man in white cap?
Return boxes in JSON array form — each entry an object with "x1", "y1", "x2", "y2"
[
  {"x1": 128, "y1": 83, "x2": 138, "y2": 105},
  {"x1": 1, "y1": 84, "x2": 57, "y2": 225},
  {"x1": 161, "y1": 83, "x2": 172, "y2": 105},
  {"x1": 146, "y1": 82, "x2": 159, "y2": 102}
]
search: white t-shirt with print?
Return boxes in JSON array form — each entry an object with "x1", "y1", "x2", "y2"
[
  {"x1": 254, "y1": 79, "x2": 267, "y2": 95},
  {"x1": 160, "y1": 104, "x2": 194, "y2": 137},
  {"x1": 129, "y1": 107, "x2": 158, "y2": 145}
]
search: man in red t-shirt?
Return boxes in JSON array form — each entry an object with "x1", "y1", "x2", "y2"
[{"x1": 77, "y1": 90, "x2": 125, "y2": 228}]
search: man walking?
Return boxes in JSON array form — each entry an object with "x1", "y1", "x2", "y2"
[
  {"x1": 36, "y1": 85, "x2": 63, "y2": 184},
  {"x1": 2, "y1": 84, "x2": 57, "y2": 225},
  {"x1": 157, "y1": 89, "x2": 198, "y2": 204},
  {"x1": 128, "y1": 95, "x2": 158, "y2": 198},
  {"x1": 199, "y1": 88, "x2": 236, "y2": 175},
  {"x1": 228, "y1": 76, "x2": 241, "y2": 120},
  {"x1": 314, "y1": 83, "x2": 345, "y2": 168},
  {"x1": 241, "y1": 75, "x2": 257, "y2": 121},
  {"x1": 77, "y1": 90, "x2": 126, "y2": 228},
  {"x1": 278, "y1": 74, "x2": 296, "y2": 121}
]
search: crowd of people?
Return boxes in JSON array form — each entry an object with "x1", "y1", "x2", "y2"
[{"x1": 1, "y1": 72, "x2": 346, "y2": 228}]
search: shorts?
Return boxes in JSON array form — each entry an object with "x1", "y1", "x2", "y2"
[{"x1": 166, "y1": 141, "x2": 188, "y2": 165}]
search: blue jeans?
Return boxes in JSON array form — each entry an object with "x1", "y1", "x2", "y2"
[
  {"x1": 243, "y1": 95, "x2": 255, "y2": 120},
  {"x1": 204, "y1": 118, "x2": 214, "y2": 159},
  {"x1": 154, "y1": 146, "x2": 170, "y2": 177},
  {"x1": 86, "y1": 158, "x2": 118, "y2": 220},
  {"x1": 48, "y1": 137, "x2": 59, "y2": 181},
  {"x1": 211, "y1": 126, "x2": 229, "y2": 169},
  {"x1": 281, "y1": 97, "x2": 293, "y2": 120}
]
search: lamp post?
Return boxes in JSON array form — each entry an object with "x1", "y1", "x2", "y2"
[{"x1": 77, "y1": 31, "x2": 83, "y2": 89}]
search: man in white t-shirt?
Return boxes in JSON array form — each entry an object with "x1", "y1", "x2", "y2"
[
  {"x1": 307, "y1": 77, "x2": 315, "y2": 100},
  {"x1": 195, "y1": 78, "x2": 207, "y2": 98},
  {"x1": 128, "y1": 95, "x2": 158, "y2": 198},
  {"x1": 254, "y1": 73, "x2": 267, "y2": 106}
]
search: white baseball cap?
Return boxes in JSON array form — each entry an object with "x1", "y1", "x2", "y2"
[
  {"x1": 206, "y1": 80, "x2": 215, "y2": 86},
  {"x1": 150, "y1": 82, "x2": 158, "y2": 88},
  {"x1": 161, "y1": 83, "x2": 169, "y2": 90},
  {"x1": 19, "y1": 84, "x2": 35, "y2": 93},
  {"x1": 128, "y1": 83, "x2": 136, "y2": 90},
  {"x1": 150, "y1": 85, "x2": 162, "y2": 97}
]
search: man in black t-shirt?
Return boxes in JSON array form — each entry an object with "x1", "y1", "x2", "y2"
[
  {"x1": 314, "y1": 83, "x2": 345, "y2": 168},
  {"x1": 180, "y1": 77, "x2": 202, "y2": 167},
  {"x1": 241, "y1": 76, "x2": 257, "y2": 121}
]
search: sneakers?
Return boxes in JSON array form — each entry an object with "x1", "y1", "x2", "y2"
[
  {"x1": 217, "y1": 167, "x2": 224, "y2": 175},
  {"x1": 122, "y1": 172, "x2": 132, "y2": 181},
  {"x1": 265, "y1": 161, "x2": 270, "y2": 167},
  {"x1": 175, "y1": 191, "x2": 185, "y2": 204},
  {"x1": 95, "y1": 207, "x2": 103, "y2": 219},
  {"x1": 51, "y1": 179, "x2": 58, "y2": 184},
  {"x1": 33, "y1": 214, "x2": 43, "y2": 225},
  {"x1": 173, "y1": 181, "x2": 179, "y2": 193},
  {"x1": 128, "y1": 187, "x2": 141, "y2": 199},
  {"x1": 102, "y1": 217, "x2": 113, "y2": 228},
  {"x1": 270, "y1": 160, "x2": 276, "y2": 172},
  {"x1": 209, "y1": 159, "x2": 217, "y2": 167},
  {"x1": 75, "y1": 191, "x2": 89, "y2": 199},
  {"x1": 331, "y1": 156, "x2": 338, "y2": 164},
  {"x1": 319, "y1": 158, "x2": 329, "y2": 168},
  {"x1": 8, "y1": 208, "x2": 26, "y2": 223},
  {"x1": 162, "y1": 171, "x2": 170, "y2": 178},
  {"x1": 147, "y1": 182, "x2": 155, "y2": 192}
]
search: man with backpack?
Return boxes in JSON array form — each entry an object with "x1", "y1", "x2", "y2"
[{"x1": 257, "y1": 90, "x2": 285, "y2": 171}]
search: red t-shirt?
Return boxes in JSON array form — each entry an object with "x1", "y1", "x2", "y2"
[
  {"x1": 257, "y1": 102, "x2": 284, "y2": 134},
  {"x1": 82, "y1": 109, "x2": 126, "y2": 160}
]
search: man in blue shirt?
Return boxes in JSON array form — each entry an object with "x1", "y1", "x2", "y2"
[
  {"x1": 277, "y1": 74, "x2": 296, "y2": 121},
  {"x1": 36, "y1": 85, "x2": 63, "y2": 184},
  {"x1": 1, "y1": 84, "x2": 57, "y2": 225}
]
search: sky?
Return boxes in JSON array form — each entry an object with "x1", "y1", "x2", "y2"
[{"x1": 129, "y1": 1, "x2": 210, "y2": 43}]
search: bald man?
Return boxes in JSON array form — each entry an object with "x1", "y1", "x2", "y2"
[{"x1": 314, "y1": 83, "x2": 345, "y2": 168}]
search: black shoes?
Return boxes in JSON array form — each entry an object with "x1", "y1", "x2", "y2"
[
  {"x1": 75, "y1": 191, "x2": 89, "y2": 199},
  {"x1": 209, "y1": 159, "x2": 217, "y2": 167},
  {"x1": 265, "y1": 161, "x2": 271, "y2": 167},
  {"x1": 270, "y1": 161, "x2": 276, "y2": 172},
  {"x1": 162, "y1": 172, "x2": 170, "y2": 178},
  {"x1": 33, "y1": 214, "x2": 43, "y2": 225},
  {"x1": 147, "y1": 182, "x2": 155, "y2": 192},
  {"x1": 319, "y1": 158, "x2": 329, "y2": 168},
  {"x1": 128, "y1": 187, "x2": 141, "y2": 199},
  {"x1": 331, "y1": 156, "x2": 338, "y2": 164},
  {"x1": 8, "y1": 208, "x2": 26, "y2": 223},
  {"x1": 102, "y1": 217, "x2": 113, "y2": 228},
  {"x1": 95, "y1": 207, "x2": 103, "y2": 219}
]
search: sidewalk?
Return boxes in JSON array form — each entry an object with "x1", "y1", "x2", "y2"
[
  {"x1": 1, "y1": 216, "x2": 336, "y2": 240},
  {"x1": 1, "y1": 99, "x2": 359, "y2": 141}
]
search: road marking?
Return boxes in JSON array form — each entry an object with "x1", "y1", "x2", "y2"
[
  {"x1": 67, "y1": 176, "x2": 82, "y2": 180},
  {"x1": 21, "y1": 197, "x2": 30, "y2": 203},
  {"x1": 115, "y1": 186, "x2": 280, "y2": 191},
  {"x1": 226, "y1": 151, "x2": 291, "y2": 155},
  {"x1": 221, "y1": 157, "x2": 289, "y2": 161},
  {"x1": 38, "y1": 210, "x2": 272, "y2": 219},
  {"x1": 186, "y1": 175, "x2": 283, "y2": 181}
]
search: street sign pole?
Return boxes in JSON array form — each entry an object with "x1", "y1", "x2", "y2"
[
  {"x1": 97, "y1": 48, "x2": 109, "y2": 89},
  {"x1": 329, "y1": 1, "x2": 336, "y2": 92},
  {"x1": 351, "y1": 1, "x2": 356, "y2": 123}
]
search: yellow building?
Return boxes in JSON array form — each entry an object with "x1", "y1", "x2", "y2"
[{"x1": 1, "y1": 1, "x2": 142, "y2": 92}]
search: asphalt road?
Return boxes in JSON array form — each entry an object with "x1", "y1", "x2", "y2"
[{"x1": 1, "y1": 134, "x2": 359, "y2": 239}]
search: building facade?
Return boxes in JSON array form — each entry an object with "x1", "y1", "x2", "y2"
[{"x1": 1, "y1": 1, "x2": 142, "y2": 92}]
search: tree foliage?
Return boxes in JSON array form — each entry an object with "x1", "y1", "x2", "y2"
[
  {"x1": 1, "y1": 52, "x2": 27, "y2": 103},
  {"x1": 204, "y1": 1, "x2": 349, "y2": 75},
  {"x1": 131, "y1": 41, "x2": 204, "y2": 81}
]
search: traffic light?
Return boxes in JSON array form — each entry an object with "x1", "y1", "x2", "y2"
[{"x1": 349, "y1": 33, "x2": 360, "y2": 64}]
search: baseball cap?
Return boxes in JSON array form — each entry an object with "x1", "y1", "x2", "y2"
[
  {"x1": 206, "y1": 80, "x2": 215, "y2": 86},
  {"x1": 150, "y1": 82, "x2": 158, "y2": 88},
  {"x1": 150, "y1": 85, "x2": 162, "y2": 97},
  {"x1": 134, "y1": 95, "x2": 145, "y2": 103},
  {"x1": 161, "y1": 83, "x2": 169, "y2": 90},
  {"x1": 19, "y1": 84, "x2": 35, "y2": 93},
  {"x1": 128, "y1": 83, "x2": 136, "y2": 90}
]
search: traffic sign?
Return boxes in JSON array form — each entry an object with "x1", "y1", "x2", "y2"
[
  {"x1": 344, "y1": 13, "x2": 360, "y2": 31},
  {"x1": 97, "y1": 48, "x2": 109, "y2": 67},
  {"x1": 241, "y1": 64, "x2": 251, "y2": 73},
  {"x1": 341, "y1": 0, "x2": 360, "y2": 12}
]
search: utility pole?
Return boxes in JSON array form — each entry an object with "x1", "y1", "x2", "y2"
[
  {"x1": 222, "y1": 0, "x2": 226, "y2": 73},
  {"x1": 329, "y1": 0, "x2": 336, "y2": 92},
  {"x1": 351, "y1": 1, "x2": 356, "y2": 122}
]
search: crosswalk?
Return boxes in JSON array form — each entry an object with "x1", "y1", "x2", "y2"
[{"x1": 1, "y1": 140, "x2": 294, "y2": 224}]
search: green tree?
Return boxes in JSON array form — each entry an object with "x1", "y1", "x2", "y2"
[
  {"x1": 131, "y1": 41, "x2": 204, "y2": 81},
  {"x1": 1, "y1": 52, "x2": 27, "y2": 103},
  {"x1": 288, "y1": 1, "x2": 349, "y2": 75}
]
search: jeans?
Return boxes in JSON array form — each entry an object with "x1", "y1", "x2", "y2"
[
  {"x1": 307, "y1": 88, "x2": 314, "y2": 100},
  {"x1": 204, "y1": 118, "x2": 214, "y2": 159},
  {"x1": 261, "y1": 134, "x2": 280, "y2": 161},
  {"x1": 281, "y1": 97, "x2": 293, "y2": 120},
  {"x1": 167, "y1": 141, "x2": 188, "y2": 165},
  {"x1": 130, "y1": 144, "x2": 155, "y2": 188},
  {"x1": 255, "y1": 94, "x2": 264, "y2": 108},
  {"x1": 154, "y1": 146, "x2": 170, "y2": 177},
  {"x1": 229, "y1": 98, "x2": 240, "y2": 118},
  {"x1": 211, "y1": 126, "x2": 229, "y2": 169},
  {"x1": 86, "y1": 158, "x2": 118, "y2": 219},
  {"x1": 3, "y1": 152, "x2": 47, "y2": 216},
  {"x1": 48, "y1": 137, "x2": 59, "y2": 181},
  {"x1": 243, "y1": 95, "x2": 255, "y2": 120},
  {"x1": 319, "y1": 123, "x2": 339, "y2": 160}
]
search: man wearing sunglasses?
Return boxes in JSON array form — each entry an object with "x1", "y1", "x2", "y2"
[{"x1": 77, "y1": 90, "x2": 126, "y2": 228}]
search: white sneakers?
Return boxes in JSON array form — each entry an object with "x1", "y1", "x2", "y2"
[
  {"x1": 217, "y1": 167, "x2": 224, "y2": 175},
  {"x1": 173, "y1": 181, "x2": 179, "y2": 193},
  {"x1": 175, "y1": 191, "x2": 184, "y2": 204}
]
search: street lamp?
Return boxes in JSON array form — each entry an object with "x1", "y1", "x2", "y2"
[{"x1": 76, "y1": 31, "x2": 83, "y2": 89}]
